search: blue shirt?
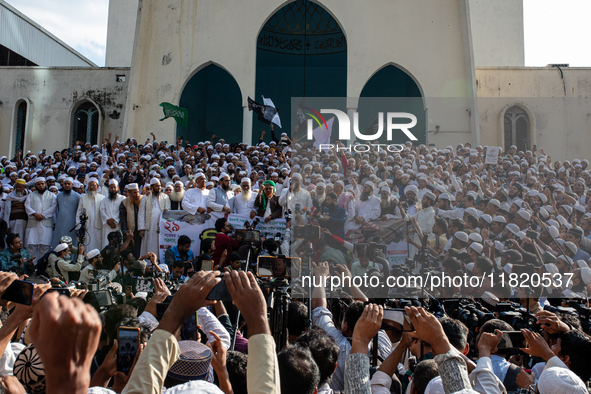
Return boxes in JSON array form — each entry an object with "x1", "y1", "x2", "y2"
[{"x1": 0, "y1": 248, "x2": 31, "y2": 274}]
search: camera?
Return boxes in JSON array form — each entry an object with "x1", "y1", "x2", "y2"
[
  {"x1": 9, "y1": 253, "x2": 22, "y2": 262},
  {"x1": 293, "y1": 224, "x2": 320, "y2": 241}
]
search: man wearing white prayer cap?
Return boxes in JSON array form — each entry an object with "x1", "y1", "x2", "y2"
[
  {"x1": 182, "y1": 173, "x2": 210, "y2": 216},
  {"x1": 344, "y1": 179, "x2": 380, "y2": 233},
  {"x1": 120, "y1": 183, "x2": 144, "y2": 257},
  {"x1": 141, "y1": 177, "x2": 171, "y2": 256},
  {"x1": 74, "y1": 178, "x2": 104, "y2": 252},
  {"x1": 50, "y1": 176, "x2": 80, "y2": 250},
  {"x1": 25, "y1": 177, "x2": 57, "y2": 260},
  {"x1": 233, "y1": 177, "x2": 257, "y2": 218},
  {"x1": 99, "y1": 178, "x2": 125, "y2": 246},
  {"x1": 206, "y1": 173, "x2": 234, "y2": 214}
]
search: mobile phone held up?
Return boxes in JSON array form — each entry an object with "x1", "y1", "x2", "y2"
[
  {"x1": 1, "y1": 280, "x2": 34, "y2": 305},
  {"x1": 117, "y1": 327, "x2": 141, "y2": 373}
]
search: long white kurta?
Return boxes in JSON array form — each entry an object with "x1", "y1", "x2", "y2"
[
  {"x1": 140, "y1": 195, "x2": 162, "y2": 256},
  {"x1": 99, "y1": 194, "x2": 125, "y2": 247},
  {"x1": 344, "y1": 195, "x2": 381, "y2": 234},
  {"x1": 76, "y1": 193, "x2": 105, "y2": 251},
  {"x1": 25, "y1": 192, "x2": 57, "y2": 246},
  {"x1": 182, "y1": 188, "x2": 209, "y2": 215},
  {"x1": 278, "y1": 188, "x2": 313, "y2": 213},
  {"x1": 409, "y1": 206, "x2": 436, "y2": 259},
  {"x1": 233, "y1": 192, "x2": 257, "y2": 215}
]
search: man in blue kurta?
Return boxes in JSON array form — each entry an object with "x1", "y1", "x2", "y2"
[{"x1": 52, "y1": 177, "x2": 81, "y2": 248}]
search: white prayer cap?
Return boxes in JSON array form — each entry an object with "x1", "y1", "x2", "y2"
[
  {"x1": 46, "y1": 176, "x2": 56, "y2": 181},
  {"x1": 195, "y1": 173, "x2": 205, "y2": 179},
  {"x1": 292, "y1": 173, "x2": 302, "y2": 180},
  {"x1": 538, "y1": 367, "x2": 587, "y2": 394},
  {"x1": 424, "y1": 191, "x2": 436, "y2": 201},
  {"x1": 54, "y1": 243, "x2": 68, "y2": 253},
  {"x1": 206, "y1": 181, "x2": 214, "y2": 187},
  {"x1": 109, "y1": 179, "x2": 119, "y2": 186},
  {"x1": 87, "y1": 249, "x2": 101, "y2": 259},
  {"x1": 241, "y1": 178, "x2": 251, "y2": 184},
  {"x1": 316, "y1": 182, "x2": 326, "y2": 188},
  {"x1": 363, "y1": 180, "x2": 374, "y2": 189},
  {"x1": 271, "y1": 172, "x2": 278, "y2": 177},
  {"x1": 64, "y1": 177, "x2": 74, "y2": 183},
  {"x1": 454, "y1": 231, "x2": 469, "y2": 243},
  {"x1": 35, "y1": 177, "x2": 46, "y2": 183},
  {"x1": 380, "y1": 186, "x2": 390, "y2": 193},
  {"x1": 174, "y1": 181, "x2": 183, "y2": 186},
  {"x1": 405, "y1": 185, "x2": 418, "y2": 195},
  {"x1": 211, "y1": 176, "x2": 219, "y2": 182},
  {"x1": 219, "y1": 172, "x2": 230, "y2": 180},
  {"x1": 150, "y1": 178, "x2": 160, "y2": 185},
  {"x1": 166, "y1": 165, "x2": 175, "y2": 171},
  {"x1": 480, "y1": 214, "x2": 492, "y2": 224},
  {"x1": 68, "y1": 166, "x2": 76, "y2": 171},
  {"x1": 127, "y1": 183, "x2": 139, "y2": 190},
  {"x1": 335, "y1": 180, "x2": 345, "y2": 187},
  {"x1": 469, "y1": 233, "x2": 483, "y2": 243},
  {"x1": 88, "y1": 178, "x2": 99, "y2": 185},
  {"x1": 469, "y1": 243, "x2": 483, "y2": 254}
]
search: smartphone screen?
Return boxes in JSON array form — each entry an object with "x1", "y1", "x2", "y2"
[
  {"x1": 117, "y1": 327, "x2": 140, "y2": 373},
  {"x1": 1, "y1": 280, "x2": 34, "y2": 305},
  {"x1": 497, "y1": 331, "x2": 526, "y2": 350},
  {"x1": 201, "y1": 260, "x2": 213, "y2": 271},
  {"x1": 180, "y1": 314, "x2": 198, "y2": 341},
  {"x1": 46, "y1": 288, "x2": 71, "y2": 297},
  {"x1": 135, "y1": 278, "x2": 154, "y2": 293},
  {"x1": 383, "y1": 308, "x2": 414, "y2": 331}
]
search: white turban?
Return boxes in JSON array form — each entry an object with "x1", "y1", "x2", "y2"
[{"x1": 405, "y1": 185, "x2": 418, "y2": 195}]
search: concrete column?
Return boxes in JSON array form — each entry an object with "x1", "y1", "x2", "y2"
[{"x1": 242, "y1": 106, "x2": 253, "y2": 145}]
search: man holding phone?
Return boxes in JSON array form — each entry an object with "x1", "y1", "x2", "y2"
[{"x1": 0, "y1": 233, "x2": 34, "y2": 274}]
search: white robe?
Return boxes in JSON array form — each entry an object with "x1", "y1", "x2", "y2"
[
  {"x1": 344, "y1": 195, "x2": 381, "y2": 233},
  {"x1": 76, "y1": 192, "x2": 105, "y2": 251},
  {"x1": 233, "y1": 192, "x2": 257, "y2": 215},
  {"x1": 100, "y1": 194, "x2": 125, "y2": 246},
  {"x1": 182, "y1": 188, "x2": 209, "y2": 215},
  {"x1": 25, "y1": 191, "x2": 57, "y2": 246},
  {"x1": 140, "y1": 195, "x2": 162, "y2": 256}
]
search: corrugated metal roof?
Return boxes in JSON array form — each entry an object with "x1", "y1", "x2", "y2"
[{"x1": 0, "y1": 0, "x2": 97, "y2": 67}]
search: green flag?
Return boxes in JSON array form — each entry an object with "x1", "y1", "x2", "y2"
[{"x1": 159, "y1": 102, "x2": 189, "y2": 128}]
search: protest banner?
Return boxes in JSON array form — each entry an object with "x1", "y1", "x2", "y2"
[{"x1": 484, "y1": 147, "x2": 500, "y2": 165}]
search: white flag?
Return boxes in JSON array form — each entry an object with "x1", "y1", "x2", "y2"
[
  {"x1": 313, "y1": 117, "x2": 334, "y2": 150},
  {"x1": 262, "y1": 96, "x2": 282, "y2": 128}
]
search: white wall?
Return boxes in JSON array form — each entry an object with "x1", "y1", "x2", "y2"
[
  {"x1": 105, "y1": 0, "x2": 140, "y2": 67},
  {"x1": 123, "y1": 0, "x2": 478, "y2": 145},
  {"x1": 476, "y1": 67, "x2": 591, "y2": 161},
  {"x1": 468, "y1": 0, "x2": 524, "y2": 66},
  {"x1": 0, "y1": 67, "x2": 130, "y2": 157}
]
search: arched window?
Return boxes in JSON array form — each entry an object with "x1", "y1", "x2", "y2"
[
  {"x1": 504, "y1": 106, "x2": 531, "y2": 152},
  {"x1": 14, "y1": 101, "x2": 27, "y2": 154},
  {"x1": 73, "y1": 102, "x2": 99, "y2": 145}
]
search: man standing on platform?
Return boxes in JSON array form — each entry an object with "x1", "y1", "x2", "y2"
[
  {"x1": 99, "y1": 179, "x2": 125, "y2": 247},
  {"x1": 119, "y1": 183, "x2": 144, "y2": 258},
  {"x1": 51, "y1": 177, "x2": 80, "y2": 248},
  {"x1": 233, "y1": 178, "x2": 257, "y2": 218},
  {"x1": 182, "y1": 173, "x2": 209, "y2": 216},
  {"x1": 76, "y1": 178, "x2": 105, "y2": 251},
  {"x1": 140, "y1": 178, "x2": 170, "y2": 256},
  {"x1": 169, "y1": 181, "x2": 185, "y2": 211},
  {"x1": 25, "y1": 177, "x2": 57, "y2": 261},
  {"x1": 206, "y1": 173, "x2": 234, "y2": 214},
  {"x1": 4, "y1": 179, "x2": 29, "y2": 244}
]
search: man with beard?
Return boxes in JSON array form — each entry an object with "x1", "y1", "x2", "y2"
[
  {"x1": 79, "y1": 249, "x2": 121, "y2": 284},
  {"x1": 379, "y1": 187, "x2": 401, "y2": 219},
  {"x1": 344, "y1": 181, "x2": 381, "y2": 234},
  {"x1": 169, "y1": 181, "x2": 185, "y2": 211},
  {"x1": 233, "y1": 178, "x2": 257, "y2": 218},
  {"x1": 140, "y1": 178, "x2": 170, "y2": 256},
  {"x1": 25, "y1": 177, "x2": 57, "y2": 261},
  {"x1": 313, "y1": 182, "x2": 326, "y2": 209},
  {"x1": 119, "y1": 183, "x2": 144, "y2": 257},
  {"x1": 403, "y1": 185, "x2": 421, "y2": 216},
  {"x1": 254, "y1": 180, "x2": 283, "y2": 223},
  {"x1": 403, "y1": 191, "x2": 437, "y2": 258},
  {"x1": 207, "y1": 173, "x2": 234, "y2": 214},
  {"x1": 4, "y1": 179, "x2": 29, "y2": 245},
  {"x1": 51, "y1": 177, "x2": 80, "y2": 248},
  {"x1": 182, "y1": 173, "x2": 210, "y2": 215},
  {"x1": 99, "y1": 179, "x2": 125, "y2": 246},
  {"x1": 507, "y1": 182, "x2": 523, "y2": 206},
  {"x1": 279, "y1": 173, "x2": 312, "y2": 220},
  {"x1": 75, "y1": 178, "x2": 105, "y2": 251}
]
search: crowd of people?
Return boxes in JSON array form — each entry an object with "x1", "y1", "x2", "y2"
[{"x1": 0, "y1": 129, "x2": 587, "y2": 393}]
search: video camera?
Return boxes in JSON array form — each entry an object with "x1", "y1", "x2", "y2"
[
  {"x1": 293, "y1": 224, "x2": 320, "y2": 241},
  {"x1": 77, "y1": 210, "x2": 88, "y2": 245}
]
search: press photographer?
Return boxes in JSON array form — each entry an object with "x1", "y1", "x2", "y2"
[{"x1": 79, "y1": 248, "x2": 121, "y2": 285}]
